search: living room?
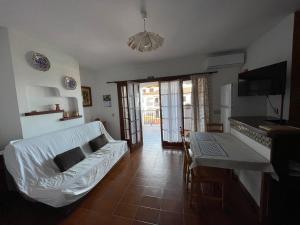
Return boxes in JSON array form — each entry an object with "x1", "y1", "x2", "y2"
[{"x1": 0, "y1": 1, "x2": 300, "y2": 225}]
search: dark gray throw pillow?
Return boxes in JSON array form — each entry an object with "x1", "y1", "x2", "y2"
[
  {"x1": 89, "y1": 134, "x2": 108, "y2": 152},
  {"x1": 54, "y1": 147, "x2": 85, "y2": 172}
]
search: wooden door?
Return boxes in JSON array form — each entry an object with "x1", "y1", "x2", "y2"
[
  {"x1": 118, "y1": 82, "x2": 143, "y2": 150},
  {"x1": 127, "y1": 82, "x2": 143, "y2": 149},
  {"x1": 117, "y1": 82, "x2": 130, "y2": 142},
  {"x1": 289, "y1": 11, "x2": 300, "y2": 127}
]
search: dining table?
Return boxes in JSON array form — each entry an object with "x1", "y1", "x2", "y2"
[{"x1": 189, "y1": 132, "x2": 274, "y2": 173}]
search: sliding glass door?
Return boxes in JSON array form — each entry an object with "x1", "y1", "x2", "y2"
[{"x1": 159, "y1": 80, "x2": 183, "y2": 148}]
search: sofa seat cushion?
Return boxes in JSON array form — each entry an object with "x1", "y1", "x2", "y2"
[
  {"x1": 54, "y1": 147, "x2": 85, "y2": 172},
  {"x1": 89, "y1": 134, "x2": 108, "y2": 152}
]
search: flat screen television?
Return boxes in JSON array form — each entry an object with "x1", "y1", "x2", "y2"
[{"x1": 238, "y1": 61, "x2": 287, "y2": 96}]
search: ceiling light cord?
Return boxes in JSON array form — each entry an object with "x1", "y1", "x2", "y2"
[{"x1": 144, "y1": 18, "x2": 147, "y2": 32}]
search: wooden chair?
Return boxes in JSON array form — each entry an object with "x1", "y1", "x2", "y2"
[
  {"x1": 180, "y1": 127, "x2": 190, "y2": 185},
  {"x1": 206, "y1": 123, "x2": 224, "y2": 133},
  {"x1": 181, "y1": 127, "x2": 226, "y2": 209}
]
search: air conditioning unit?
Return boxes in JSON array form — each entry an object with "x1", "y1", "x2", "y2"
[{"x1": 205, "y1": 53, "x2": 245, "y2": 70}]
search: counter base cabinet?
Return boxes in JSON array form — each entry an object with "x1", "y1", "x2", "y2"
[
  {"x1": 269, "y1": 179, "x2": 300, "y2": 225},
  {"x1": 0, "y1": 155, "x2": 8, "y2": 193}
]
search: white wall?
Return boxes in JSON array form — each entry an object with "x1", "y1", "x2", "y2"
[
  {"x1": 208, "y1": 66, "x2": 267, "y2": 122},
  {"x1": 5, "y1": 29, "x2": 84, "y2": 138},
  {"x1": 244, "y1": 14, "x2": 294, "y2": 119},
  {"x1": 80, "y1": 68, "x2": 100, "y2": 123},
  {"x1": 236, "y1": 13, "x2": 294, "y2": 206},
  {"x1": 0, "y1": 28, "x2": 22, "y2": 149}
]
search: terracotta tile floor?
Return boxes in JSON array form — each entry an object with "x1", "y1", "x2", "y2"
[{"x1": 0, "y1": 139, "x2": 259, "y2": 225}]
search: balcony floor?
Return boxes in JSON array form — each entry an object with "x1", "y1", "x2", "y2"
[{"x1": 142, "y1": 125, "x2": 161, "y2": 148}]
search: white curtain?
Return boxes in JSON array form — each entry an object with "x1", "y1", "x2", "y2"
[
  {"x1": 191, "y1": 75, "x2": 210, "y2": 132},
  {"x1": 160, "y1": 80, "x2": 182, "y2": 142}
]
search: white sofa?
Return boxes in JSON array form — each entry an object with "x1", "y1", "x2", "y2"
[{"x1": 3, "y1": 121, "x2": 128, "y2": 207}]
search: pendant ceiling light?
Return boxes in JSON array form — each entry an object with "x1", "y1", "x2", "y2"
[{"x1": 128, "y1": 14, "x2": 164, "y2": 52}]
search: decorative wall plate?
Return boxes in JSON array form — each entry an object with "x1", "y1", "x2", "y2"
[
  {"x1": 64, "y1": 76, "x2": 77, "y2": 90},
  {"x1": 31, "y1": 52, "x2": 51, "y2": 71}
]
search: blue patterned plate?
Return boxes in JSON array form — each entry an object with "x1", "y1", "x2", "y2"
[
  {"x1": 31, "y1": 52, "x2": 50, "y2": 71},
  {"x1": 64, "y1": 76, "x2": 77, "y2": 90}
]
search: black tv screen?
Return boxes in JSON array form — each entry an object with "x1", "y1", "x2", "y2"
[{"x1": 238, "y1": 61, "x2": 287, "y2": 96}]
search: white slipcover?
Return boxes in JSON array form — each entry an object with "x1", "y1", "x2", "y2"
[{"x1": 3, "y1": 121, "x2": 128, "y2": 207}]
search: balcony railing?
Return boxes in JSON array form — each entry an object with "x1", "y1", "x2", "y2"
[{"x1": 142, "y1": 109, "x2": 160, "y2": 125}]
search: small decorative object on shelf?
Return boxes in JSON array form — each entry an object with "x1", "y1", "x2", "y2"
[
  {"x1": 63, "y1": 76, "x2": 77, "y2": 90},
  {"x1": 59, "y1": 115, "x2": 82, "y2": 121},
  {"x1": 63, "y1": 111, "x2": 70, "y2": 118},
  {"x1": 55, "y1": 104, "x2": 60, "y2": 111},
  {"x1": 30, "y1": 51, "x2": 51, "y2": 71}
]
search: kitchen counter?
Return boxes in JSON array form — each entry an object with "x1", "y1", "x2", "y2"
[{"x1": 229, "y1": 116, "x2": 283, "y2": 135}]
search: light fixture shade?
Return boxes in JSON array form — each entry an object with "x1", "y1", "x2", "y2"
[{"x1": 128, "y1": 31, "x2": 164, "y2": 52}]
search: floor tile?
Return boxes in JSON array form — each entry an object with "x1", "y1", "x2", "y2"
[
  {"x1": 121, "y1": 192, "x2": 143, "y2": 205},
  {"x1": 161, "y1": 198, "x2": 183, "y2": 213},
  {"x1": 135, "y1": 207, "x2": 160, "y2": 224},
  {"x1": 114, "y1": 203, "x2": 138, "y2": 219},
  {"x1": 159, "y1": 211, "x2": 184, "y2": 225},
  {"x1": 162, "y1": 189, "x2": 183, "y2": 200},
  {"x1": 80, "y1": 197, "x2": 117, "y2": 213},
  {"x1": 143, "y1": 187, "x2": 163, "y2": 198},
  {"x1": 132, "y1": 220, "x2": 153, "y2": 225},
  {"x1": 110, "y1": 216, "x2": 133, "y2": 225},
  {"x1": 139, "y1": 196, "x2": 161, "y2": 209}
]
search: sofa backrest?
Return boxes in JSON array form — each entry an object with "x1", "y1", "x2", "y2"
[{"x1": 4, "y1": 121, "x2": 111, "y2": 190}]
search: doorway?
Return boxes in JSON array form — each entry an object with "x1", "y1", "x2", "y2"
[
  {"x1": 140, "y1": 82, "x2": 161, "y2": 147},
  {"x1": 117, "y1": 79, "x2": 193, "y2": 150}
]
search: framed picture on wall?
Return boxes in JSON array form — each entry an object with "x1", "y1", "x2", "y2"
[
  {"x1": 103, "y1": 95, "x2": 112, "y2": 107},
  {"x1": 81, "y1": 86, "x2": 93, "y2": 107}
]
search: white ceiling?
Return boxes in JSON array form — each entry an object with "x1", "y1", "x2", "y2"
[{"x1": 0, "y1": 0, "x2": 299, "y2": 70}]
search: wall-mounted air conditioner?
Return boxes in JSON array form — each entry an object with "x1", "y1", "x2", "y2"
[{"x1": 205, "y1": 53, "x2": 245, "y2": 70}]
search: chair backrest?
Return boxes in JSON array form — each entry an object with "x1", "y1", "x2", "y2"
[
  {"x1": 180, "y1": 127, "x2": 190, "y2": 143},
  {"x1": 181, "y1": 127, "x2": 192, "y2": 165},
  {"x1": 206, "y1": 123, "x2": 224, "y2": 133},
  {"x1": 183, "y1": 139, "x2": 192, "y2": 165}
]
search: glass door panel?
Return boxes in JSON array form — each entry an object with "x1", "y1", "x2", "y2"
[
  {"x1": 127, "y1": 82, "x2": 143, "y2": 150},
  {"x1": 182, "y1": 80, "x2": 193, "y2": 137},
  {"x1": 118, "y1": 83, "x2": 130, "y2": 142},
  {"x1": 134, "y1": 83, "x2": 142, "y2": 143},
  {"x1": 159, "y1": 80, "x2": 183, "y2": 148}
]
